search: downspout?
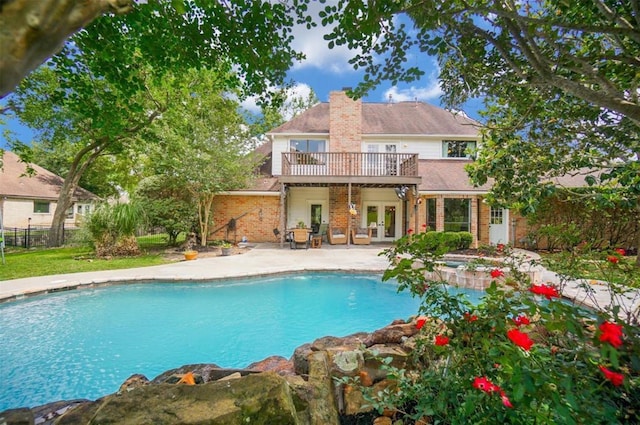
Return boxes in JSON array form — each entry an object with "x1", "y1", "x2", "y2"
[
  {"x1": 477, "y1": 198, "x2": 482, "y2": 248},
  {"x1": 347, "y1": 182, "x2": 352, "y2": 248},
  {"x1": 414, "y1": 185, "x2": 419, "y2": 233},
  {"x1": 280, "y1": 184, "x2": 286, "y2": 248}
]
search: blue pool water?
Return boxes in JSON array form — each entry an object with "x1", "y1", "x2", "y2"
[{"x1": 0, "y1": 272, "x2": 482, "y2": 411}]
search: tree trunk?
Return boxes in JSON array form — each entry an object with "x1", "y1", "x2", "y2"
[
  {"x1": 197, "y1": 194, "x2": 215, "y2": 247},
  {"x1": 0, "y1": 0, "x2": 132, "y2": 98},
  {"x1": 48, "y1": 146, "x2": 102, "y2": 246}
]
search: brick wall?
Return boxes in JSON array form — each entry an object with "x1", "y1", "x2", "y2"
[
  {"x1": 210, "y1": 195, "x2": 281, "y2": 243},
  {"x1": 329, "y1": 91, "x2": 362, "y2": 152},
  {"x1": 329, "y1": 186, "x2": 362, "y2": 232}
]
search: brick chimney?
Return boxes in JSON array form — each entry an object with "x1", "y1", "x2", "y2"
[{"x1": 329, "y1": 89, "x2": 362, "y2": 152}]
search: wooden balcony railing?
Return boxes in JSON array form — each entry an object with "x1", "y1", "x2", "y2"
[{"x1": 281, "y1": 152, "x2": 419, "y2": 177}]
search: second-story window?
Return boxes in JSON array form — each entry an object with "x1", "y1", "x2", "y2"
[
  {"x1": 291, "y1": 139, "x2": 326, "y2": 165},
  {"x1": 291, "y1": 139, "x2": 325, "y2": 153},
  {"x1": 442, "y1": 140, "x2": 476, "y2": 158}
]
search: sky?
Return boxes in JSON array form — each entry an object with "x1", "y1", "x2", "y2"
[{"x1": 0, "y1": 7, "x2": 484, "y2": 151}]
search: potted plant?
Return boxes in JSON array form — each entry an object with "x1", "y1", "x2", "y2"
[
  {"x1": 297, "y1": 220, "x2": 306, "y2": 229},
  {"x1": 183, "y1": 250, "x2": 198, "y2": 261},
  {"x1": 220, "y1": 241, "x2": 232, "y2": 256}
]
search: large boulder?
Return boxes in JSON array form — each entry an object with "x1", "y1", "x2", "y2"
[{"x1": 56, "y1": 372, "x2": 304, "y2": 425}]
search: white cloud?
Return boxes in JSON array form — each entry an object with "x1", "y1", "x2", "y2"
[
  {"x1": 240, "y1": 82, "x2": 315, "y2": 117},
  {"x1": 289, "y1": 2, "x2": 359, "y2": 74},
  {"x1": 382, "y1": 81, "x2": 443, "y2": 103}
]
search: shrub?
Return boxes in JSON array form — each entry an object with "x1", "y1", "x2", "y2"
[
  {"x1": 365, "y1": 236, "x2": 640, "y2": 424},
  {"x1": 417, "y1": 231, "x2": 466, "y2": 254},
  {"x1": 83, "y1": 202, "x2": 145, "y2": 257},
  {"x1": 457, "y1": 231, "x2": 473, "y2": 249}
]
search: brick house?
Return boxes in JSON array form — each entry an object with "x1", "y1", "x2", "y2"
[
  {"x1": 210, "y1": 90, "x2": 524, "y2": 247},
  {"x1": 0, "y1": 150, "x2": 99, "y2": 228}
]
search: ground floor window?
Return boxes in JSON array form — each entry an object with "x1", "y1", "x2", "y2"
[
  {"x1": 425, "y1": 198, "x2": 436, "y2": 231},
  {"x1": 444, "y1": 198, "x2": 470, "y2": 232},
  {"x1": 33, "y1": 201, "x2": 50, "y2": 214}
]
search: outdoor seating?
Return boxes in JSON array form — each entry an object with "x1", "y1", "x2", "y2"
[
  {"x1": 327, "y1": 227, "x2": 347, "y2": 245},
  {"x1": 315, "y1": 223, "x2": 328, "y2": 242},
  {"x1": 290, "y1": 228, "x2": 311, "y2": 249},
  {"x1": 351, "y1": 227, "x2": 372, "y2": 245}
]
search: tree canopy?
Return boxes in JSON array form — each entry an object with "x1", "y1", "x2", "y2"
[
  {"x1": 0, "y1": 0, "x2": 310, "y2": 99},
  {"x1": 322, "y1": 0, "x2": 640, "y2": 262}
]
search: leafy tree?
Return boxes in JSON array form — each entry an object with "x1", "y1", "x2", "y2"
[
  {"x1": 0, "y1": 0, "x2": 309, "y2": 98},
  {"x1": 321, "y1": 0, "x2": 640, "y2": 265},
  {"x1": 7, "y1": 62, "x2": 168, "y2": 247},
  {"x1": 6, "y1": 0, "x2": 309, "y2": 246},
  {"x1": 142, "y1": 68, "x2": 262, "y2": 246},
  {"x1": 25, "y1": 139, "x2": 135, "y2": 199},
  {"x1": 133, "y1": 175, "x2": 196, "y2": 246}
]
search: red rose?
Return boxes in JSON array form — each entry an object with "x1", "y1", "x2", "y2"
[
  {"x1": 599, "y1": 365, "x2": 624, "y2": 386},
  {"x1": 529, "y1": 284, "x2": 560, "y2": 300},
  {"x1": 415, "y1": 316, "x2": 428, "y2": 330},
  {"x1": 507, "y1": 328, "x2": 534, "y2": 351},
  {"x1": 513, "y1": 315, "x2": 530, "y2": 326},
  {"x1": 435, "y1": 335, "x2": 449, "y2": 346},
  {"x1": 490, "y1": 269, "x2": 505, "y2": 278},
  {"x1": 599, "y1": 321, "x2": 623, "y2": 348}
]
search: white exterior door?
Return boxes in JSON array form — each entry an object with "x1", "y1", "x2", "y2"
[
  {"x1": 489, "y1": 207, "x2": 509, "y2": 245},
  {"x1": 363, "y1": 202, "x2": 401, "y2": 242}
]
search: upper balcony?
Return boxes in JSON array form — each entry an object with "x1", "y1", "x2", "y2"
[{"x1": 280, "y1": 152, "x2": 421, "y2": 185}]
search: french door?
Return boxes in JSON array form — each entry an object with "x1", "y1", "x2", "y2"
[{"x1": 363, "y1": 202, "x2": 401, "y2": 242}]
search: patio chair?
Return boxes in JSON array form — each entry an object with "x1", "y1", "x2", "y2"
[
  {"x1": 315, "y1": 223, "x2": 328, "y2": 242},
  {"x1": 290, "y1": 228, "x2": 311, "y2": 249},
  {"x1": 327, "y1": 227, "x2": 347, "y2": 245},
  {"x1": 351, "y1": 227, "x2": 372, "y2": 245}
]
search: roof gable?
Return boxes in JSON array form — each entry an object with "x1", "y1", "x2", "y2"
[{"x1": 0, "y1": 151, "x2": 99, "y2": 201}]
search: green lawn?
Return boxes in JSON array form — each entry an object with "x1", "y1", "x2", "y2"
[{"x1": 0, "y1": 246, "x2": 172, "y2": 281}]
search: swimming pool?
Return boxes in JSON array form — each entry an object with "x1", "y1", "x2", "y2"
[{"x1": 0, "y1": 272, "x2": 482, "y2": 411}]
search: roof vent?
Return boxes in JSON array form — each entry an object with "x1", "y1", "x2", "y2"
[{"x1": 388, "y1": 93, "x2": 393, "y2": 104}]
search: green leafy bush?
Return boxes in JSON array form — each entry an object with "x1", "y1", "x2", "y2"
[
  {"x1": 457, "y1": 231, "x2": 473, "y2": 249},
  {"x1": 421, "y1": 231, "x2": 466, "y2": 254},
  {"x1": 367, "y1": 235, "x2": 639, "y2": 424}
]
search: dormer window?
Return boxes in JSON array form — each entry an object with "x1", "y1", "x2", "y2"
[{"x1": 443, "y1": 140, "x2": 476, "y2": 158}]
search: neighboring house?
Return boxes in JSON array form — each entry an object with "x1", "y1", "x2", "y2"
[
  {"x1": 0, "y1": 150, "x2": 99, "y2": 228},
  {"x1": 211, "y1": 90, "x2": 521, "y2": 247}
]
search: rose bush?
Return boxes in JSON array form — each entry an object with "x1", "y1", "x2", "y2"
[{"x1": 359, "y1": 233, "x2": 639, "y2": 424}]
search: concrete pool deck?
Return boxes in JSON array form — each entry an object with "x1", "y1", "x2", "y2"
[
  {"x1": 0, "y1": 243, "x2": 392, "y2": 302},
  {"x1": 0, "y1": 244, "x2": 638, "y2": 321}
]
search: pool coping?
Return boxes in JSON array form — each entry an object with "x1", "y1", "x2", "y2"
[
  {"x1": 0, "y1": 245, "x2": 391, "y2": 303},
  {"x1": 1, "y1": 245, "x2": 638, "y2": 320}
]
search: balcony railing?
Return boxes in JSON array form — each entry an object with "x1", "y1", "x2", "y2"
[{"x1": 282, "y1": 152, "x2": 419, "y2": 177}]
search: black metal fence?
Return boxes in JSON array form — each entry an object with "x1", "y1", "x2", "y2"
[
  {"x1": 1, "y1": 225, "x2": 75, "y2": 248},
  {"x1": 1, "y1": 225, "x2": 174, "y2": 249}
]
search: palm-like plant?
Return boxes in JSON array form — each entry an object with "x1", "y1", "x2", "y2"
[{"x1": 84, "y1": 202, "x2": 145, "y2": 257}]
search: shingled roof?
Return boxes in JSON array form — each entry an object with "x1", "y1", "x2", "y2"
[
  {"x1": 419, "y1": 159, "x2": 492, "y2": 193},
  {"x1": 0, "y1": 151, "x2": 98, "y2": 201},
  {"x1": 268, "y1": 101, "x2": 480, "y2": 136}
]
